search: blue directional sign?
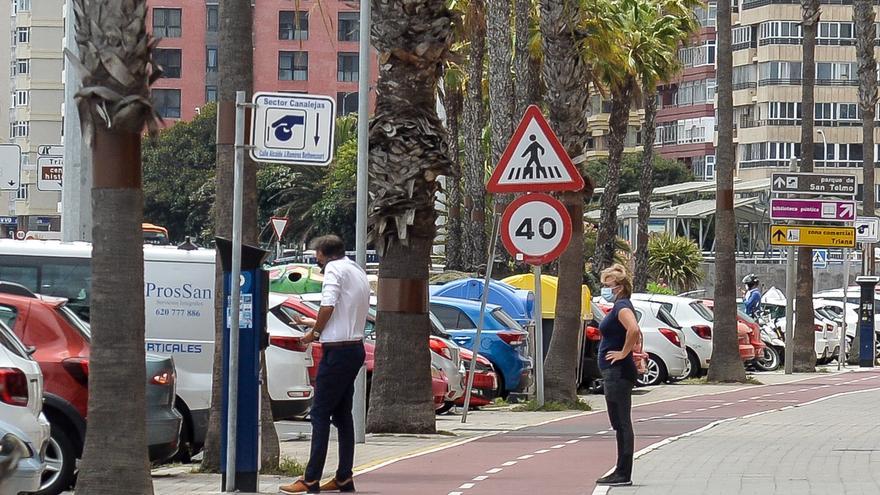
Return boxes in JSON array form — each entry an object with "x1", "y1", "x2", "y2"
[{"x1": 250, "y1": 92, "x2": 336, "y2": 166}]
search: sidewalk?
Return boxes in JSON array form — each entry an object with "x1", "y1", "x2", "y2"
[
  {"x1": 609, "y1": 369, "x2": 880, "y2": 494},
  {"x1": 149, "y1": 369, "x2": 848, "y2": 494}
]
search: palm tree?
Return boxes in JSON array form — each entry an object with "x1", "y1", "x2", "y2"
[
  {"x1": 851, "y1": 0, "x2": 877, "y2": 362},
  {"x1": 71, "y1": 1, "x2": 158, "y2": 492},
  {"x1": 539, "y1": 0, "x2": 594, "y2": 404},
  {"x1": 793, "y1": 0, "x2": 820, "y2": 372},
  {"x1": 366, "y1": 0, "x2": 454, "y2": 432},
  {"x1": 463, "y1": 0, "x2": 488, "y2": 269},
  {"x1": 514, "y1": 0, "x2": 537, "y2": 115},
  {"x1": 488, "y1": 0, "x2": 515, "y2": 168},
  {"x1": 705, "y1": 0, "x2": 746, "y2": 383},
  {"x1": 441, "y1": 63, "x2": 466, "y2": 270},
  {"x1": 631, "y1": 0, "x2": 699, "y2": 292},
  {"x1": 202, "y1": 0, "x2": 281, "y2": 471}
]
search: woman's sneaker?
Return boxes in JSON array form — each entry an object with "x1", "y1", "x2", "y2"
[{"x1": 596, "y1": 472, "x2": 632, "y2": 486}]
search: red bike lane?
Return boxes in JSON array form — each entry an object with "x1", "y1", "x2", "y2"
[{"x1": 352, "y1": 371, "x2": 880, "y2": 495}]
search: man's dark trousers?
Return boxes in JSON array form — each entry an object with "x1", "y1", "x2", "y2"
[{"x1": 304, "y1": 343, "x2": 366, "y2": 482}]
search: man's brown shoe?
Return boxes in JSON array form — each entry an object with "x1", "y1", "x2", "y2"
[
  {"x1": 279, "y1": 478, "x2": 320, "y2": 494},
  {"x1": 319, "y1": 478, "x2": 356, "y2": 492}
]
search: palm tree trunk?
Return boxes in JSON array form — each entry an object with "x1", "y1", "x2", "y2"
[
  {"x1": 851, "y1": 0, "x2": 877, "y2": 363},
  {"x1": 793, "y1": 0, "x2": 820, "y2": 372},
  {"x1": 488, "y1": 0, "x2": 515, "y2": 167},
  {"x1": 78, "y1": 129, "x2": 153, "y2": 494},
  {"x1": 203, "y1": 0, "x2": 280, "y2": 472},
  {"x1": 444, "y1": 88, "x2": 465, "y2": 270},
  {"x1": 514, "y1": 0, "x2": 536, "y2": 116},
  {"x1": 706, "y1": 0, "x2": 746, "y2": 383},
  {"x1": 634, "y1": 90, "x2": 657, "y2": 293},
  {"x1": 463, "y1": 0, "x2": 488, "y2": 270},
  {"x1": 366, "y1": 0, "x2": 453, "y2": 433},
  {"x1": 540, "y1": 0, "x2": 592, "y2": 404},
  {"x1": 595, "y1": 82, "x2": 634, "y2": 278}
]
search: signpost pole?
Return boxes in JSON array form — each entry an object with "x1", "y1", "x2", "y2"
[
  {"x1": 225, "y1": 90, "x2": 246, "y2": 492},
  {"x1": 533, "y1": 264, "x2": 545, "y2": 408},
  {"x1": 462, "y1": 213, "x2": 501, "y2": 424},
  {"x1": 839, "y1": 248, "x2": 850, "y2": 371},
  {"x1": 783, "y1": 158, "x2": 796, "y2": 375}
]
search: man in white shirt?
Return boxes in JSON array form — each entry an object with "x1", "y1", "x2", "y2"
[{"x1": 281, "y1": 235, "x2": 369, "y2": 495}]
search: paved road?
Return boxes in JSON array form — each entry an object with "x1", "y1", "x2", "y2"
[{"x1": 352, "y1": 370, "x2": 880, "y2": 495}]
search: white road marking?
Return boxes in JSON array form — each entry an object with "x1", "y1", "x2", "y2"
[
  {"x1": 551, "y1": 444, "x2": 566, "y2": 449},
  {"x1": 517, "y1": 454, "x2": 534, "y2": 460},
  {"x1": 566, "y1": 439, "x2": 580, "y2": 444},
  {"x1": 501, "y1": 461, "x2": 517, "y2": 466},
  {"x1": 534, "y1": 449, "x2": 550, "y2": 454},
  {"x1": 459, "y1": 483, "x2": 475, "y2": 489},
  {"x1": 486, "y1": 468, "x2": 503, "y2": 474},
  {"x1": 473, "y1": 476, "x2": 488, "y2": 481}
]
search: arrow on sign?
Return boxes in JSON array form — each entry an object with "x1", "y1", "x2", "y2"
[
  {"x1": 7, "y1": 180, "x2": 14, "y2": 187},
  {"x1": 839, "y1": 203, "x2": 855, "y2": 219},
  {"x1": 314, "y1": 114, "x2": 320, "y2": 145},
  {"x1": 773, "y1": 229, "x2": 786, "y2": 242},
  {"x1": 773, "y1": 176, "x2": 786, "y2": 189}
]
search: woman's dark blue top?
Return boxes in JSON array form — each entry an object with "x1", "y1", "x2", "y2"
[{"x1": 598, "y1": 298, "x2": 638, "y2": 380}]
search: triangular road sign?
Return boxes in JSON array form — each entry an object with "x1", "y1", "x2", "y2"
[
  {"x1": 270, "y1": 216, "x2": 289, "y2": 241},
  {"x1": 487, "y1": 105, "x2": 585, "y2": 194}
]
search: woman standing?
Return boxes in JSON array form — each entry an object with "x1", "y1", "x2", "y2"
[{"x1": 596, "y1": 264, "x2": 640, "y2": 487}]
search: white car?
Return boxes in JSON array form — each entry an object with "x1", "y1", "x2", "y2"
[
  {"x1": 763, "y1": 288, "x2": 835, "y2": 362},
  {"x1": 0, "y1": 321, "x2": 49, "y2": 495},
  {"x1": 632, "y1": 294, "x2": 712, "y2": 378},
  {"x1": 266, "y1": 294, "x2": 315, "y2": 420},
  {"x1": 630, "y1": 300, "x2": 688, "y2": 386},
  {"x1": 814, "y1": 287, "x2": 880, "y2": 335}
]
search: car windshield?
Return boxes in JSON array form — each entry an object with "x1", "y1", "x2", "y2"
[
  {"x1": 59, "y1": 305, "x2": 91, "y2": 341},
  {"x1": 691, "y1": 301, "x2": 714, "y2": 322},
  {"x1": 491, "y1": 308, "x2": 524, "y2": 331}
]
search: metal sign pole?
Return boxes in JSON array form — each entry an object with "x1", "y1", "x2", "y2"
[
  {"x1": 783, "y1": 157, "x2": 796, "y2": 375},
  {"x1": 839, "y1": 248, "x2": 850, "y2": 371},
  {"x1": 225, "y1": 90, "x2": 247, "y2": 492},
  {"x1": 533, "y1": 265, "x2": 545, "y2": 407},
  {"x1": 462, "y1": 213, "x2": 501, "y2": 423}
]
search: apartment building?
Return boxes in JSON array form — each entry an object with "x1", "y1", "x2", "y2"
[
  {"x1": 5, "y1": 0, "x2": 64, "y2": 236},
  {"x1": 148, "y1": 1, "x2": 377, "y2": 122}
]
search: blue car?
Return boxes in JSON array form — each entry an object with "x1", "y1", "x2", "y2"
[
  {"x1": 429, "y1": 296, "x2": 533, "y2": 397},
  {"x1": 430, "y1": 278, "x2": 535, "y2": 328}
]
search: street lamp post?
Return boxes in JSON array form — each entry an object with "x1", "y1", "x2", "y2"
[{"x1": 817, "y1": 128, "x2": 828, "y2": 168}]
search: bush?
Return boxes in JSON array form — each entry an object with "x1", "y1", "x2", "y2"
[
  {"x1": 647, "y1": 281, "x2": 676, "y2": 295},
  {"x1": 647, "y1": 234, "x2": 704, "y2": 292}
]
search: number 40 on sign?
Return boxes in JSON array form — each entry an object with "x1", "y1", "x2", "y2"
[{"x1": 500, "y1": 193, "x2": 572, "y2": 265}]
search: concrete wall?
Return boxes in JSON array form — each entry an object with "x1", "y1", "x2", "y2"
[{"x1": 700, "y1": 261, "x2": 857, "y2": 299}]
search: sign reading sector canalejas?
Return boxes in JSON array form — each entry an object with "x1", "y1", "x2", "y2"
[{"x1": 770, "y1": 198, "x2": 856, "y2": 223}]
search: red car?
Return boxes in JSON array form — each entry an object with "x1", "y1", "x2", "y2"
[
  {"x1": 456, "y1": 347, "x2": 499, "y2": 408},
  {"x1": 702, "y1": 300, "x2": 764, "y2": 362},
  {"x1": 431, "y1": 367, "x2": 449, "y2": 411},
  {"x1": 0, "y1": 286, "x2": 181, "y2": 495}
]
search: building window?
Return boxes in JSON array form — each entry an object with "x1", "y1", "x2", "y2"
[
  {"x1": 338, "y1": 53, "x2": 359, "y2": 82},
  {"x1": 337, "y1": 92, "x2": 358, "y2": 115},
  {"x1": 16, "y1": 59, "x2": 28, "y2": 75},
  {"x1": 206, "y1": 47, "x2": 218, "y2": 73},
  {"x1": 206, "y1": 85, "x2": 218, "y2": 102},
  {"x1": 16, "y1": 27, "x2": 29, "y2": 44},
  {"x1": 279, "y1": 11, "x2": 309, "y2": 40},
  {"x1": 153, "y1": 89, "x2": 181, "y2": 119},
  {"x1": 694, "y1": 2, "x2": 716, "y2": 27},
  {"x1": 15, "y1": 0, "x2": 30, "y2": 13},
  {"x1": 206, "y1": 4, "x2": 219, "y2": 32},
  {"x1": 154, "y1": 48, "x2": 182, "y2": 78},
  {"x1": 278, "y1": 51, "x2": 308, "y2": 81},
  {"x1": 338, "y1": 12, "x2": 360, "y2": 42},
  {"x1": 16, "y1": 184, "x2": 27, "y2": 201},
  {"x1": 15, "y1": 90, "x2": 27, "y2": 106},
  {"x1": 11, "y1": 121, "x2": 28, "y2": 138},
  {"x1": 153, "y1": 8, "x2": 182, "y2": 38}
]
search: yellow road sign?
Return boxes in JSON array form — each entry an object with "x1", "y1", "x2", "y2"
[{"x1": 769, "y1": 225, "x2": 856, "y2": 248}]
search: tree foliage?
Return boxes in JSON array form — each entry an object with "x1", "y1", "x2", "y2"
[
  {"x1": 647, "y1": 233, "x2": 704, "y2": 292},
  {"x1": 585, "y1": 152, "x2": 694, "y2": 195}
]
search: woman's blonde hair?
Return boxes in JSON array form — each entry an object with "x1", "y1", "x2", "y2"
[{"x1": 600, "y1": 264, "x2": 633, "y2": 299}]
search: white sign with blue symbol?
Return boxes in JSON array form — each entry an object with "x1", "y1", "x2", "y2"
[
  {"x1": 812, "y1": 249, "x2": 828, "y2": 268},
  {"x1": 250, "y1": 92, "x2": 336, "y2": 166}
]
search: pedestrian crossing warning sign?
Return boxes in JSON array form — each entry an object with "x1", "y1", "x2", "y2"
[{"x1": 486, "y1": 105, "x2": 585, "y2": 194}]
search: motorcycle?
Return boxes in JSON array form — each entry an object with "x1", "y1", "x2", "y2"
[{"x1": 753, "y1": 309, "x2": 784, "y2": 371}]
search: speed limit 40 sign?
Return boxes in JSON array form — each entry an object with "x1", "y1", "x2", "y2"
[{"x1": 500, "y1": 193, "x2": 572, "y2": 265}]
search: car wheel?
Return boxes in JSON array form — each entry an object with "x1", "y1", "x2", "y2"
[
  {"x1": 637, "y1": 354, "x2": 667, "y2": 387},
  {"x1": 495, "y1": 372, "x2": 508, "y2": 400},
  {"x1": 172, "y1": 415, "x2": 193, "y2": 463},
  {"x1": 436, "y1": 401, "x2": 455, "y2": 414},
  {"x1": 588, "y1": 379, "x2": 603, "y2": 395},
  {"x1": 755, "y1": 346, "x2": 780, "y2": 372},
  {"x1": 676, "y1": 350, "x2": 700, "y2": 380},
  {"x1": 37, "y1": 424, "x2": 76, "y2": 495}
]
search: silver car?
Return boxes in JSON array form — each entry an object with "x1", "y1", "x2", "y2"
[{"x1": 0, "y1": 422, "x2": 44, "y2": 495}]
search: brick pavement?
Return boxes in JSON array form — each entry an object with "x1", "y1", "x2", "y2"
[{"x1": 608, "y1": 370, "x2": 880, "y2": 495}]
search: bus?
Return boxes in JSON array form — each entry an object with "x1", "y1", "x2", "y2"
[{"x1": 143, "y1": 223, "x2": 170, "y2": 245}]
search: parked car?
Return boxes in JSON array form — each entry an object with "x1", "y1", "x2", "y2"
[
  {"x1": 699, "y1": 300, "x2": 764, "y2": 365},
  {"x1": 0, "y1": 319, "x2": 48, "y2": 495},
  {"x1": 429, "y1": 278, "x2": 535, "y2": 328},
  {"x1": 265, "y1": 294, "x2": 315, "y2": 420},
  {"x1": 632, "y1": 294, "x2": 713, "y2": 378},
  {"x1": 431, "y1": 366, "x2": 449, "y2": 411},
  {"x1": 761, "y1": 288, "x2": 834, "y2": 362},
  {"x1": 0, "y1": 287, "x2": 181, "y2": 494},
  {"x1": 593, "y1": 299, "x2": 688, "y2": 386},
  {"x1": 429, "y1": 296, "x2": 533, "y2": 398},
  {"x1": 456, "y1": 347, "x2": 499, "y2": 408}
]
